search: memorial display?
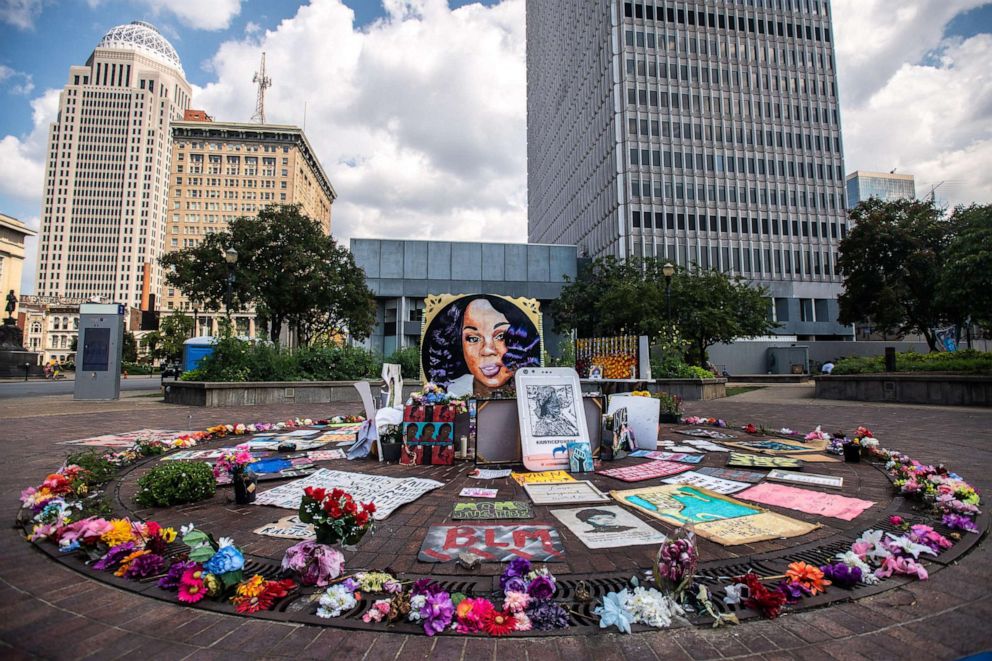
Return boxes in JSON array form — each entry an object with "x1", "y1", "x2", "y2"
[{"x1": 514, "y1": 367, "x2": 591, "y2": 472}]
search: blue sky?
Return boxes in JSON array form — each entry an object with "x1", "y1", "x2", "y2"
[{"x1": 0, "y1": 0, "x2": 990, "y2": 295}]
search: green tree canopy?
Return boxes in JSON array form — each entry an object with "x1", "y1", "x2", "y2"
[
  {"x1": 939, "y1": 204, "x2": 992, "y2": 333},
  {"x1": 160, "y1": 205, "x2": 376, "y2": 344},
  {"x1": 122, "y1": 331, "x2": 138, "y2": 363},
  {"x1": 150, "y1": 312, "x2": 193, "y2": 362},
  {"x1": 552, "y1": 257, "x2": 775, "y2": 365},
  {"x1": 837, "y1": 198, "x2": 950, "y2": 350}
]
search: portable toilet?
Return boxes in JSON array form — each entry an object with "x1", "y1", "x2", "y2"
[{"x1": 182, "y1": 336, "x2": 216, "y2": 372}]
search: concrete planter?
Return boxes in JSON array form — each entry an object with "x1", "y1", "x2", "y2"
[
  {"x1": 163, "y1": 380, "x2": 420, "y2": 408},
  {"x1": 814, "y1": 374, "x2": 992, "y2": 407},
  {"x1": 648, "y1": 378, "x2": 727, "y2": 401}
]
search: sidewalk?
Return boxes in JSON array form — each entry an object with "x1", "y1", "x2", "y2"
[{"x1": 1, "y1": 387, "x2": 990, "y2": 659}]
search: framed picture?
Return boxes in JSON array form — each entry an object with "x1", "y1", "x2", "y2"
[
  {"x1": 400, "y1": 421, "x2": 455, "y2": 466},
  {"x1": 764, "y1": 469, "x2": 844, "y2": 489},
  {"x1": 607, "y1": 394, "x2": 660, "y2": 451},
  {"x1": 588, "y1": 365, "x2": 604, "y2": 380},
  {"x1": 420, "y1": 294, "x2": 543, "y2": 397},
  {"x1": 523, "y1": 480, "x2": 610, "y2": 505},
  {"x1": 515, "y1": 368, "x2": 590, "y2": 472}
]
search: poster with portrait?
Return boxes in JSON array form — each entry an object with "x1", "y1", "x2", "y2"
[
  {"x1": 400, "y1": 421, "x2": 455, "y2": 466},
  {"x1": 515, "y1": 368, "x2": 591, "y2": 472},
  {"x1": 420, "y1": 294, "x2": 543, "y2": 397},
  {"x1": 551, "y1": 505, "x2": 666, "y2": 549}
]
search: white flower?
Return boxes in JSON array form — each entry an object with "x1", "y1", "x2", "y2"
[
  {"x1": 885, "y1": 533, "x2": 936, "y2": 559},
  {"x1": 627, "y1": 587, "x2": 683, "y2": 629},
  {"x1": 317, "y1": 584, "x2": 357, "y2": 618},
  {"x1": 217, "y1": 536, "x2": 234, "y2": 549},
  {"x1": 723, "y1": 584, "x2": 748, "y2": 606},
  {"x1": 180, "y1": 523, "x2": 196, "y2": 536}
]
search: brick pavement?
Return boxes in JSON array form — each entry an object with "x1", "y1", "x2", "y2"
[{"x1": 1, "y1": 389, "x2": 990, "y2": 659}]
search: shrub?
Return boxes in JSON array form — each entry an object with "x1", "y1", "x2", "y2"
[
  {"x1": 135, "y1": 462, "x2": 216, "y2": 507},
  {"x1": 653, "y1": 391, "x2": 683, "y2": 414},
  {"x1": 385, "y1": 345, "x2": 421, "y2": 380},
  {"x1": 66, "y1": 450, "x2": 118, "y2": 487},
  {"x1": 831, "y1": 350, "x2": 992, "y2": 375},
  {"x1": 650, "y1": 353, "x2": 714, "y2": 379}
]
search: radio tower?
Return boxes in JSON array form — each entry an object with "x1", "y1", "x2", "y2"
[{"x1": 251, "y1": 52, "x2": 272, "y2": 124}]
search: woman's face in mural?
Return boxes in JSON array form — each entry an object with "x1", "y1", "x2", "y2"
[{"x1": 461, "y1": 298, "x2": 515, "y2": 390}]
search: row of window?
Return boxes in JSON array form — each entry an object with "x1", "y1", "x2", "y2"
[
  {"x1": 630, "y1": 210, "x2": 844, "y2": 239},
  {"x1": 630, "y1": 179, "x2": 842, "y2": 211},
  {"x1": 643, "y1": 241, "x2": 838, "y2": 278},
  {"x1": 624, "y1": 2, "x2": 832, "y2": 44},
  {"x1": 629, "y1": 147, "x2": 842, "y2": 182}
]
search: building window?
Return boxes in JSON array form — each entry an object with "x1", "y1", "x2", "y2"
[{"x1": 799, "y1": 298, "x2": 814, "y2": 322}]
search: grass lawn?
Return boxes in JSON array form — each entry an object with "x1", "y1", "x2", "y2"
[{"x1": 725, "y1": 386, "x2": 767, "y2": 397}]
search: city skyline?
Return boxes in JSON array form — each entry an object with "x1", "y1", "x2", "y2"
[{"x1": 1, "y1": 0, "x2": 990, "y2": 295}]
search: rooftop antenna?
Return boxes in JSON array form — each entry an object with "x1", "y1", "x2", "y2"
[{"x1": 251, "y1": 52, "x2": 272, "y2": 124}]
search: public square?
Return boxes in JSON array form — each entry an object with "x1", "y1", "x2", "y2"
[{"x1": 3, "y1": 384, "x2": 990, "y2": 659}]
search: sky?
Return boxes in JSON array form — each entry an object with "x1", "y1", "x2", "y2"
[{"x1": 1, "y1": 0, "x2": 990, "y2": 295}]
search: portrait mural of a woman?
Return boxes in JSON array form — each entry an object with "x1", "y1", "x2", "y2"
[{"x1": 421, "y1": 294, "x2": 543, "y2": 397}]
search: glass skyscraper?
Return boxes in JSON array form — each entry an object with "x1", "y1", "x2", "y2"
[
  {"x1": 845, "y1": 170, "x2": 916, "y2": 207},
  {"x1": 527, "y1": 0, "x2": 852, "y2": 338}
]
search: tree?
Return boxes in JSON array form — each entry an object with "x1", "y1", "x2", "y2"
[
  {"x1": 837, "y1": 198, "x2": 950, "y2": 351},
  {"x1": 552, "y1": 257, "x2": 775, "y2": 365},
  {"x1": 122, "y1": 331, "x2": 138, "y2": 363},
  {"x1": 140, "y1": 331, "x2": 161, "y2": 361},
  {"x1": 939, "y1": 204, "x2": 992, "y2": 334},
  {"x1": 157, "y1": 312, "x2": 194, "y2": 362},
  {"x1": 160, "y1": 205, "x2": 376, "y2": 344}
]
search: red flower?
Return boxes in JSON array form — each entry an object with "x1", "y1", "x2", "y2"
[
  {"x1": 482, "y1": 608, "x2": 517, "y2": 636},
  {"x1": 736, "y1": 573, "x2": 787, "y2": 619},
  {"x1": 355, "y1": 511, "x2": 369, "y2": 527},
  {"x1": 331, "y1": 488, "x2": 345, "y2": 500},
  {"x1": 744, "y1": 423, "x2": 758, "y2": 434},
  {"x1": 306, "y1": 487, "x2": 327, "y2": 502},
  {"x1": 365, "y1": 502, "x2": 376, "y2": 514},
  {"x1": 344, "y1": 500, "x2": 357, "y2": 515}
]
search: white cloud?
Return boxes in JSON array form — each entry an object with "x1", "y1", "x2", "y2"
[
  {"x1": 85, "y1": 0, "x2": 243, "y2": 31},
  {"x1": 192, "y1": 0, "x2": 527, "y2": 245},
  {"x1": 0, "y1": 88, "x2": 58, "y2": 204},
  {"x1": 0, "y1": 64, "x2": 35, "y2": 95},
  {"x1": 0, "y1": 0, "x2": 43, "y2": 29},
  {"x1": 835, "y1": 1, "x2": 992, "y2": 205}
]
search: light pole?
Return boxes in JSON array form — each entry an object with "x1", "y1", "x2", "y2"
[
  {"x1": 662, "y1": 262, "x2": 675, "y2": 322},
  {"x1": 224, "y1": 248, "x2": 238, "y2": 324}
]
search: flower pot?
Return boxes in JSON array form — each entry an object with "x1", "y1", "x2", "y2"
[
  {"x1": 843, "y1": 444, "x2": 861, "y2": 463},
  {"x1": 380, "y1": 442, "x2": 403, "y2": 463},
  {"x1": 233, "y1": 469, "x2": 257, "y2": 504}
]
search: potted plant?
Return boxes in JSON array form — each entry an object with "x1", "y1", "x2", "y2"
[
  {"x1": 298, "y1": 486, "x2": 375, "y2": 548},
  {"x1": 213, "y1": 450, "x2": 256, "y2": 504},
  {"x1": 379, "y1": 424, "x2": 403, "y2": 463},
  {"x1": 652, "y1": 391, "x2": 683, "y2": 424}
]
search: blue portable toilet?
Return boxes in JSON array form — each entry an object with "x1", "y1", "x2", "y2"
[{"x1": 182, "y1": 336, "x2": 216, "y2": 372}]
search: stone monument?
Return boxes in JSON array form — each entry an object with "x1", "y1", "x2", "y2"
[{"x1": 0, "y1": 290, "x2": 42, "y2": 377}]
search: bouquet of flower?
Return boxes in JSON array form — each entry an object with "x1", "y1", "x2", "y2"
[
  {"x1": 409, "y1": 382, "x2": 469, "y2": 414},
  {"x1": 653, "y1": 527, "x2": 697, "y2": 601},
  {"x1": 231, "y1": 574, "x2": 296, "y2": 613},
  {"x1": 213, "y1": 449, "x2": 254, "y2": 481},
  {"x1": 298, "y1": 487, "x2": 375, "y2": 546},
  {"x1": 281, "y1": 540, "x2": 345, "y2": 586}
]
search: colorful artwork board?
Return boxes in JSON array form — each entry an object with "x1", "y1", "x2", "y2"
[
  {"x1": 660, "y1": 470, "x2": 752, "y2": 494},
  {"x1": 607, "y1": 394, "x2": 660, "y2": 451},
  {"x1": 596, "y1": 460, "x2": 691, "y2": 482},
  {"x1": 470, "y1": 468, "x2": 513, "y2": 480},
  {"x1": 727, "y1": 452, "x2": 804, "y2": 469},
  {"x1": 724, "y1": 438, "x2": 829, "y2": 454},
  {"x1": 550, "y1": 505, "x2": 666, "y2": 549},
  {"x1": 418, "y1": 524, "x2": 563, "y2": 562},
  {"x1": 511, "y1": 470, "x2": 575, "y2": 485},
  {"x1": 644, "y1": 451, "x2": 705, "y2": 464},
  {"x1": 452, "y1": 501, "x2": 533, "y2": 520},
  {"x1": 568, "y1": 441, "x2": 594, "y2": 473},
  {"x1": 254, "y1": 469, "x2": 443, "y2": 520},
  {"x1": 400, "y1": 420, "x2": 455, "y2": 466},
  {"x1": 459, "y1": 487, "x2": 498, "y2": 499},
  {"x1": 242, "y1": 437, "x2": 328, "y2": 451},
  {"x1": 682, "y1": 439, "x2": 732, "y2": 452},
  {"x1": 515, "y1": 368, "x2": 590, "y2": 472},
  {"x1": 523, "y1": 481, "x2": 610, "y2": 505},
  {"x1": 420, "y1": 294, "x2": 543, "y2": 397},
  {"x1": 695, "y1": 466, "x2": 767, "y2": 483},
  {"x1": 677, "y1": 428, "x2": 737, "y2": 440},
  {"x1": 737, "y1": 483, "x2": 875, "y2": 521},
  {"x1": 765, "y1": 469, "x2": 844, "y2": 489}
]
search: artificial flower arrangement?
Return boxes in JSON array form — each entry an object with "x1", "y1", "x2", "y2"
[
  {"x1": 298, "y1": 487, "x2": 375, "y2": 546},
  {"x1": 683, "y1": 416, "x2": 728, "y2": 427},
  {"x1": 281, "y1": 540, "x2": 345, "y2": 586},
  {"x1": 212, "y1": 449, "x2": 254, "y2": 482},
  {"x1": 329, "y1": 415, "x2": 366, "y2": 424},
  {"x1": 804, "y1": 425, "x2": 831, "y2": 442},
  {"x1": 408, "y1": 382, "x2": 470, "y2": 414},
  {"x1": 653, "y1": 527, "x2": 697, "y2": 600}
]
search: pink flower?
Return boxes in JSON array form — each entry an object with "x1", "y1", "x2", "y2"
[
  {"x1": 851, "y1": 541, "x2": 871, "y2": 559},
  {"x1": 281, "y1": 541, "x2": 344, "y2": 587},
  {"x1": 888, "y1": 515, "x2": 904, "y2": 527},
  {"x1": 362, "y1": 599, "x2": 391, "y2": 623},
  {"x1": 513, "y1": 612, "x2": 532, "y2": 631},
  {"x1": 503, "y1": 590, "x2": 531, "y2": 613}
]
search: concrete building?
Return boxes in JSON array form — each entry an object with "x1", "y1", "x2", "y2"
[
  {"x1": 845, "y1": 170, "x2": 916, "y2": 206},
  {"x1": 18, "y1": 294, "x2": 144, "y2": 364},
  {"x1": 35, "y1": 21, "x2": 192, "y2": 311},
  {"x1": 527, "y1": 0, "x2": 851, "y2": 339},
  {"x1": 350, "y1": 239, "x2": 577, "y2": 356},
  {"x1": 164, "y1": 113, "x2": 336, "y2": 337},
  {"x1": 0, "y1": 213, "x2": 36, "y2": 304}
]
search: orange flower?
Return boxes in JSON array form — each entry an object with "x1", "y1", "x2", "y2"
[
  {"x1": 113, "y1": 549, "x2": 150, "y2": 577},
  {"x1": 785, "y1": 561, "x2": 831, "y2": 596}
]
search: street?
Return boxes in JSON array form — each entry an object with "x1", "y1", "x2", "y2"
[{"x1": 0, "y1": 374, "x2": 165, "y2": 399}]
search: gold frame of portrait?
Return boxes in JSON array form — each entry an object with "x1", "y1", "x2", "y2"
[{"x1": 419, "y1": 293, "x2": 545, "y2": 384}]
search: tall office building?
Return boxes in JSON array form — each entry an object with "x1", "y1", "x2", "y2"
[
  {"x1": 36, "y1": 21, "x2": 191, "y2": 310},
  {"x1": 528, "y1": 1, "x2": 851, "y2": 337},
  {"x1": 845, "y1": 170, "x2": 915, "y2": 207},
  {"x1": 165, "y1": 114, "x2": 337, "y2": 336}
]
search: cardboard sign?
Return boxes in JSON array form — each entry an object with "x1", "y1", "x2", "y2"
[
  {"x1": 693, "y1": 511, "x2": 820, "y2": 546},
  {"x1": 254, "y1": 468, "x2": 443, "y2": 520},
  {"x1": 511, "y1": 470, "x2": 575, "y2": 485},
  {"x1": 696, "y1": 466, "x2": 768, "y2": 483},
  {"x1": 253, "y1": 515, "x2": 314, "y2": 540},
  {"x1": 660, "y1": 470, "x2": 752, "y2": 494},
  {"x1": 515, "y1": 368, "x2": 590, "y2": 472},
  {"x1": 523, "y1": 481, "x2": 610, "y2": 505},
  {"x1": 677, "y1": 428, "x2": 737, "y2": 440},
  {"x1": 643, "y1": 451, "x2": 705, "y2": 464},
  {"x1": 596, "y1": 460, "x2": 691, "y2": 482},
  {"x1": 737, "y1": 483, "x2": 875, "y2": 521},
  {"x1": 725, "y1": 438, "x2": 830, "y2": 455},
  {"x1": 60, "y1": 429, "x2": 193, "y2": 447},
  {"x1": 459, "y1": 487, "x2": 498, "y2": 499},
  {"x1": 306, "y1": 449, "x2": 347, "y2": 461},
  {"x1": 607, "y1": 395, "x2": 660, "y2": 451},
  {"x1": 469, "y1": 468, "x2": 513, "y2": 480},
  {"x1": 727, "y1": 452, "x2": 804, "y2": 469},
  {"x1": 765, "y1": 469, "x2": 844, "y2": 489},
  {"x1": 418, "y1": 524, "x2": 564, "y2": 562},
  {"x1": 452, "y1": 501, "x2": 533, "y2": 520},
  {"x1": 551, "y1": 505, "x2": 666, "y2": 549}
]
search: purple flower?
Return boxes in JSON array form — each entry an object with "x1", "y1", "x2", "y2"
[
  {"x1": 158, "y1": 560, "x2": 196, "y2": 590},
  {"x1": 777, "y1": 580, "x2": 808, "y2": 603},
  {"x1": 524, "y1": 600, "x2": 569, "y2": 630},
  {"x1": 527, "y1": 574, "x2": 557, "y2": 600},
  {"x1": 92, "y1": 542, "x2": 137, "y2": 571},
  {"x1": 942, "y1": 513, "x2": 979, "y2": 533},
  {"x1": 499, "y1": 557, "x2": 532, "y2": 591},
  {"x1": 125, "y1": 552, "x2": 165, "y2": 579},
  {"x1": 281, "y1": 541, "x2": 344, "y2": 587},
  {"x1": 411, "y1": 578, "x2": 444, "y2": 597},
  {"x1": 502, "y1": 575, "x2": 527, "y2": 594},
  {"x1": 421, "y1": 591, "x2": 454, "y2": 636},
  {"x1": 820, "y1": 562, "x2": 862, "y2": 589}
]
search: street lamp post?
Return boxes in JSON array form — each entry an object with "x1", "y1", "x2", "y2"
[
  {"x1": 662, "y1": 262, "x2": 675, "y2": 322},
  {"x1": 224, "y1": 248, "x2": 238, "y2": 323}
]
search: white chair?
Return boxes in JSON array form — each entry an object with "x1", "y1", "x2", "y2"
[{"x1": 353, "y1": 380, "x2": 378, "y2": 421}]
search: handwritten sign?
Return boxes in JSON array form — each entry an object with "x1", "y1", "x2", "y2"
[
  {"x1": 726, "y1": 452, "x2": 804, "y2": 469},
  {"x1": 695, "y1": 466, "x2": 768, "y2": 483},
  {"x1": 459, "y1": 487, "x2": 498, "y2": 499},
  {"x1": 737, "y1": 483, "x2": 875, "y2": 521},
  {"x1": 523, "y1": 481, "x2": 610, "y2": 505},
  {"x1": 452, "y1": 501, "x2": 533, "y2": 520},
  {"x1": 765, "y1": 469, "x2": 844, "y2": 489},
  {"x1": 253, "y1": 515, "x2": 314, "y2": 540},
  {"x1": 418, "y1": 524, "x2": 564, "y2": 562},
  {"x1": 694, "y1": 511, "x2": 820, "y2": 546},
  {"x1": 596, "y1": 460, "x2": 691, "y2": 482},
  {"x1": 511, "y1": 470, "x2": 575, "y2": 485},
  {"x1": 660, "y1": 470, "x2": 751, "y2": 494}
]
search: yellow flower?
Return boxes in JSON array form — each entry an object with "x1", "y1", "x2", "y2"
[
  {"x1": 102, "y1": 519, "x2": 136, "y2": 547},
  {"x1": 236, "y1": 574, "x2": 266, "y2": 599},
  {"x1": 204, "y1": 573, "x2": 223, "y2": 597},
  {"x1": 160, "y1": 527, "x2": 177, "y2": 543},
  {"x1": 114, "y1": 550, "x2": 149, "y2": 577}
]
